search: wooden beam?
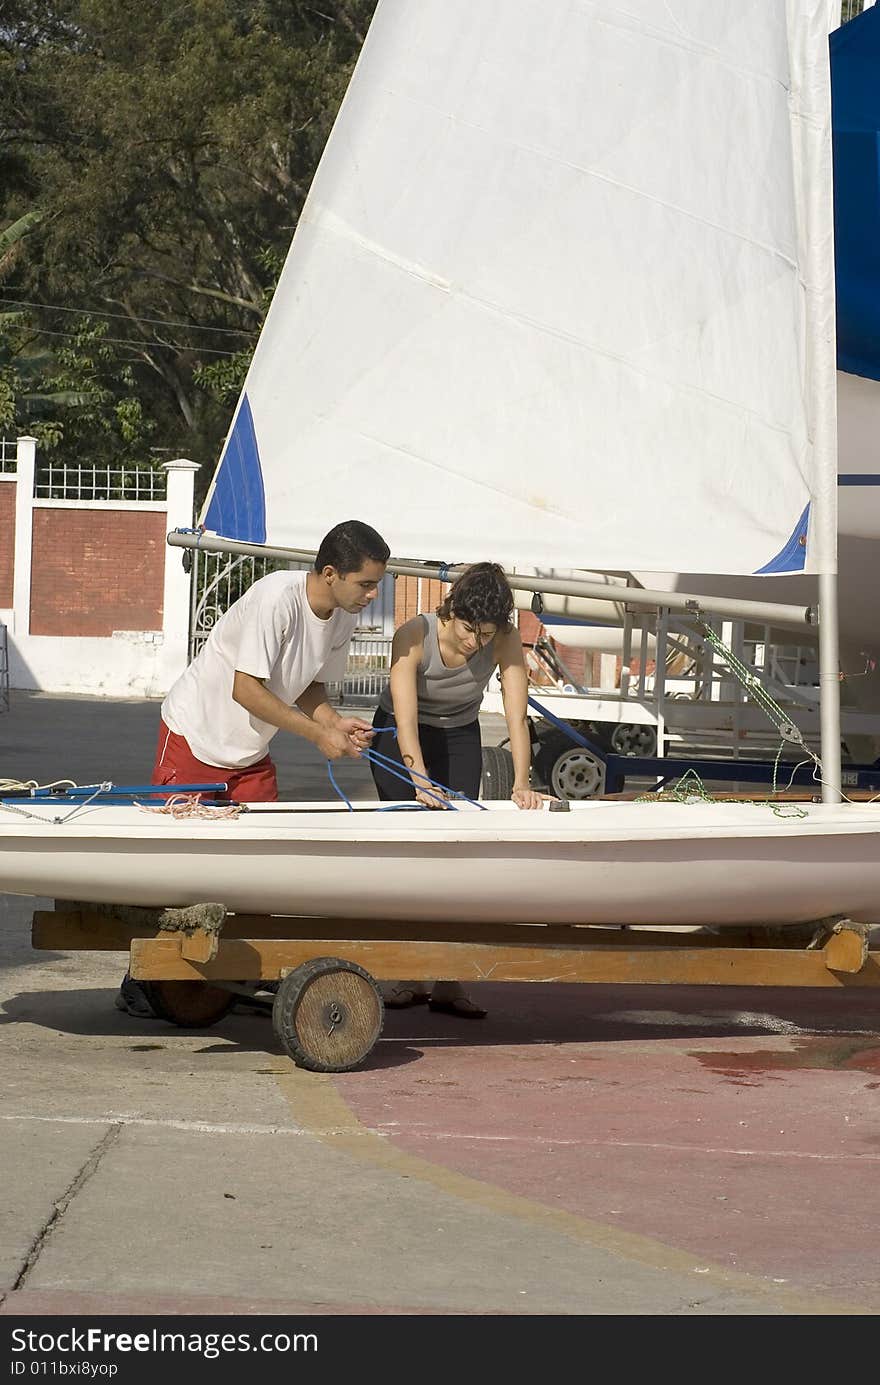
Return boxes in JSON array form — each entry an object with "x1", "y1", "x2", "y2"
[
  {"x1": 34, "y1": 909, "x2": 824, "y2": 953},
  {"x1": 129, "y1": 935, "x2": 880, "y2": 989}
]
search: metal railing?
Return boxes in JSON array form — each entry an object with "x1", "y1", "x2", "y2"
[
  {"x1": 334, "y1": 633, "x2": 392, "y2": 704},
  {"x1": 0, "y1": 624, "x2": 9, "y2": 712},
  {"x1": 841, "y1": 0, "x2": 873, "y2": 22},
  {"x1": 34, "y1": 463, "x2": 167, "y2": 501},
  {"x1": 188, "y1": 549, "x2": 299, "y2": 662},
  {"x1": 188, "y1": 551, "x2": 393, "y2": 706}
]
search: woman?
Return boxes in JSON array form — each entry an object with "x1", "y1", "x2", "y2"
[{"x1": 370, "y1": 562, "x2": 544, "y2": 1017}]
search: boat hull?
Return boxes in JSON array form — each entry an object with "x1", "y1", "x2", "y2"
[{"x1": 3, "y1": 801, "x2": 880, "y2": 927}]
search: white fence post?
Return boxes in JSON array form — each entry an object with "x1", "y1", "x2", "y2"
[
  {"x1": 12, "y1": 436, "x2": 36, "y2": 638},
  {"x1": 161, "y1": 459, "x2": 200, "y2": 681}
]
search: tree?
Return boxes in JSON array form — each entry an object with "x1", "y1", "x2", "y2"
[{"x1": 0, "y1": 1, "x2": 376, "y2": 489}]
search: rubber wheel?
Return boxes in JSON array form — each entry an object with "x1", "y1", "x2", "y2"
[
  {"x1": 140, "y1": 979, "x2": 235, "y2": 1028},
  {"x1": 272, "y1": 958, "x2": 384, "y2": 1072},
  {"x1": 533, "y1": 731, "x2": 605, "y2": 799},
  {"x1": 480, "y1": 744, "x2": 515, "y2": 799},
  {"x1": 608, "y1": 722, "x2": 656, "y2": 757}
]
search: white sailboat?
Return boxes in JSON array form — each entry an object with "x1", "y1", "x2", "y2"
[{"x1": 5, "y1": 0, "x2": 880, "y2": 930}]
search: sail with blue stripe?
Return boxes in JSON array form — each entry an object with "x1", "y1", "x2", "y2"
[{"x1": 200, "y1": 0, "x2": 838, "y2": 579}]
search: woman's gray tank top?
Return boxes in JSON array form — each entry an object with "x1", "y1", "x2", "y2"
[{"x1": 379, "y1": 613, "x2": 498, "y2": 728}]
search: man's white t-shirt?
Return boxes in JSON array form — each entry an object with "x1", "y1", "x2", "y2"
[{"x1": 162, "y1": 570, "x2": 358, "y2": 768}]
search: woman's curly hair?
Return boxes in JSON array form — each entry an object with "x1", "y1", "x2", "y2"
[{"x1": 437, "y1": 562, "x2": 514, "y2": 632}]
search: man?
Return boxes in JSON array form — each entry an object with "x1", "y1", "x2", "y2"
[
  {"x1": 154, "y1": 519, "x2": 390, "y2": 797},
  {"x1": 116, "y1": 518, "x2": 390, "y2": 1017}
]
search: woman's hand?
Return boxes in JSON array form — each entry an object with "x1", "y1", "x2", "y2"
[
  {"x1": 511, "y1": 786, "x2": 546, "y2": 810},
  {"x1": 415, "y1": 784, "x2": 451, "y2": 809}
]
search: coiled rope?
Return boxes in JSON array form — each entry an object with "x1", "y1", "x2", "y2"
[{"x1": 139, "y1": 793, "x2": 243, "y2": 820}]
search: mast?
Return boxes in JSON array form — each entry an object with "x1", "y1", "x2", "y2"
[
  {"x1": 794, "y1": 1, "x2": 842, "y2": 802},
  {"x1": 819, "y1": 572, "x2": 842, "y2": 803}
]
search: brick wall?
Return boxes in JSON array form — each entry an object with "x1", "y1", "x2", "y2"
[
  {"x1": 518, "y1": 608, "x2": 597, "y2": 687},
  {"x1": 0, "y1": 483, "x2": 14, "y2": 607},
  {"x1": 30, "y1": 509, "x2": 166, "y2": 636},
  {"x1": 393, "y1": 575, "x2": 447, "y2": 626}
]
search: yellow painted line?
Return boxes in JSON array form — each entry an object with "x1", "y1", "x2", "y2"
[{"x1": 277, "y1": 1068, "x2": 877, "y2": 1316}]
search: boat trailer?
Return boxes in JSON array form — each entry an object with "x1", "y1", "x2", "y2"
[{"x1": 31, "y1": 903, "x2": 880, "y2": 1073}]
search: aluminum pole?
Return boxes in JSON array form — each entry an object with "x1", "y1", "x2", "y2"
[
  {"x1": 818, "y1": 570, "x2": 842, "y2": 803},
  {"x1": 167, "y1": 531, "x2": 816, "y2": 629}
]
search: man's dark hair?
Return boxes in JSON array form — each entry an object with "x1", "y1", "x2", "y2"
[
  {"x1": 315, "y1": 520, "x2": 390, "y2": 575},
  {"x1": 437, "y1": 562, "x2": 513, "y2": 631}
]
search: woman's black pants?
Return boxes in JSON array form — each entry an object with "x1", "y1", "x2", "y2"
[{"x1": 369, "y1": 707, "x2": 482, "y2": 801}]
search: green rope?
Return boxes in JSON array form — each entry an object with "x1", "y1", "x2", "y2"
[
  {"x1": 698, "y1": 624, "x2": 812, "y2": 748},
  {"x1": 636, "y1": 767, "x2": 713, "y2": 804},
  {"x1": 633, "y1": 622, "x2": 822, "y2": 818},
  {"x1": 635, "y1": 763, "x2": 809, "y2": 818}
]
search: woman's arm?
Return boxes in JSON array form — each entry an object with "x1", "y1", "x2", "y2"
[
  {"x1": 388, "y1": 620, "x2": 446, "y2": 807},
  {"x1": 496, "y1": 629, "x2": 544, "y2": 809}
]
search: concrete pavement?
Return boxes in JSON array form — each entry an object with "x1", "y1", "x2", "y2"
[{"x1": 1, "y1": 692, "x2": 879, "y2": 1316}]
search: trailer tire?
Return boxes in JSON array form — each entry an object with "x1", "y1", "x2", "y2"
[
  {"x1": 534, "y1": 731, "x2": 606, "y2": 800},
  {"x1": 141, "y1": 979, "x2": 235, "y2": 1028},
  {"x1": 272, "y1": 957, "x2": 384, "y2": 1072}
]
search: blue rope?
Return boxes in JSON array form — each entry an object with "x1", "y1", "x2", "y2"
[
  {"x1": 526, "y1": 695, "x2": 608, "y2": 756},
  {"x1": 323, "y1": 721, "x2": 487, "y2": 811},
  {"x1": 362, "y1": 747, "x2": 461, "y2": 809},
  {"x1": 357, "y1": 723, "x2": 462, "y2": 808},
  {"x1": 325, "y1": 760, "x2": 354, "y2": 811}
]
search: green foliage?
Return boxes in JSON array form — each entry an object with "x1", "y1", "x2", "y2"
[{"x1": 0, "y1": 1, "x2": 376, "y2": 487}]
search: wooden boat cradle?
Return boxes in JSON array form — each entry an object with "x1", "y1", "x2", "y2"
[{"x1": 32, "y1": 905, "x2": 880, "y2": 1073}]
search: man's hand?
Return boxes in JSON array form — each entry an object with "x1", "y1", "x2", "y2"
[
  {"x1": 336, "y1": 716, "x2": 375, "y2": 751},
  {"x1": 315, "y1": 725, "x2": 361, "y2": 760}
]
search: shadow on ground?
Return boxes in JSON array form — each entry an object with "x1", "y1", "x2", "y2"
[{"x1": 3, "y1": 980, "x2": 879, "y2": 1071}]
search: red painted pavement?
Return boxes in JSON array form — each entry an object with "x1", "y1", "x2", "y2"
[{"x1": 336, "y1": 984, "x2": 880, "y2": 1306}]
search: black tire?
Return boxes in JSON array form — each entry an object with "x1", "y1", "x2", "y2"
[
  {"x1": 480, "y1": 744, "x2": 516, "y2": 799},
  {"x1": 141, "y1": 979, "x2": 235, "y2": 1028},
  {"x1": 533, "y1": 730, "x2": 606, "y2": 800},
  {"x1": 272, "y1": 957, "x2": 384, "y2": 1072}
]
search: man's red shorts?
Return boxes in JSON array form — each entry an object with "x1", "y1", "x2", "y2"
[{"x1": 152, "y1": 719, "x2": 278, "y2": 803}]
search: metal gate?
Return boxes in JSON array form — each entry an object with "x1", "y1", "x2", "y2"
[
  {"x1": 188, "y1": 551, "x2": 395, "y2": 702},
  {"x1": 188, "y1": 549, "x2": 294, "y2": 662}
]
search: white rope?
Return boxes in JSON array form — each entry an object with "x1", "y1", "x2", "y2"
[
  {"x1": 138, "y1": 793, "x2": 243, "y2": 820},
  {"x1": 0, "y1": 777, "x2": 78, "y2": 793}
]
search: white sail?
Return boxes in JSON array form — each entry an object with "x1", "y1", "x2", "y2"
[{"x1": 201, "y1": 0, "x2": 838, "y2": 577}]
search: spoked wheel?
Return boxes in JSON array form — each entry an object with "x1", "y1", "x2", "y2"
[
  {"x1": 608, "y1": 723, "x2": 656, "y2": 757},
  {"x1": 141, "y1": 979, "x2": 235, "y2": 1028},
  {"x1": 549, "y1": 746, "x2": 606, "y2": 799},
  {"x1": 272, "y1": 957, "x2": 384, "y2": 1072},
  {"x1": 534, "y1": 731, "x2": 606, "y2": 800}
]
